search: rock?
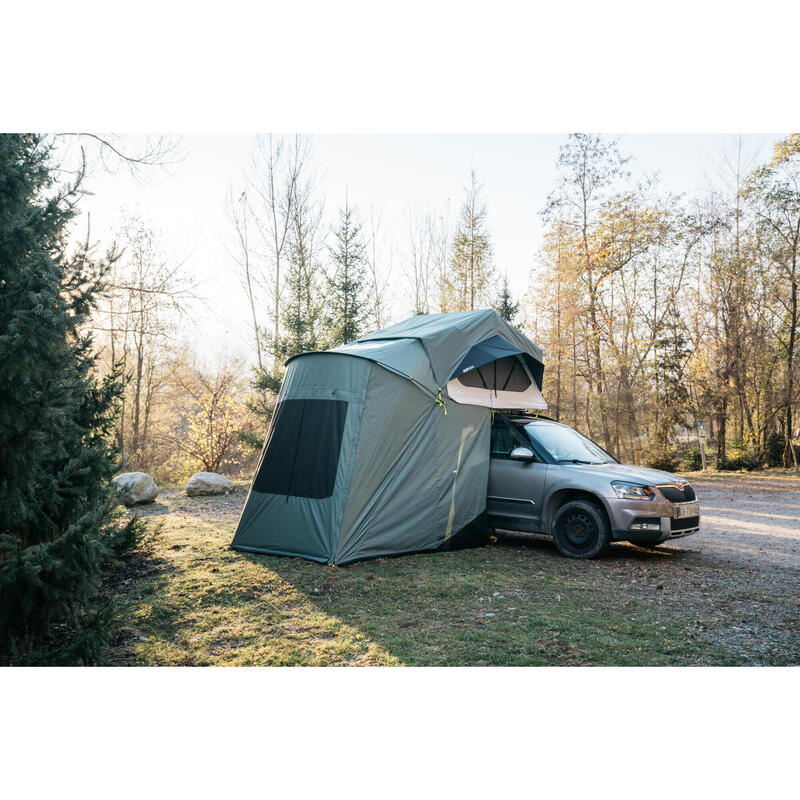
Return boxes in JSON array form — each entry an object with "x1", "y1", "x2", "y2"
[
  {"x1": 186, "y1": 471, "x2": 233, "y2": 497},
  {"x1": 113, "y1": 472, "x2": 159, "y2": 505}
]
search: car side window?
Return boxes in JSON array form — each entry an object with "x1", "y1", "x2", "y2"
[{"x1": 491, "y1": 423, "x2": 518, "y2": 459}]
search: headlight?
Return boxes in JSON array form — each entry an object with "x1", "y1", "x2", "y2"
[{"x1": 611, "y1": 481, "x2": 655, "y2": 500}]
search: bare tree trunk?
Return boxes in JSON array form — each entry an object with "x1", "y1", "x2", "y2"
[
  {"x1": 717, "y1": 396, "x2": 728, "y2": 465},
  {"x1": 785, "y1": 261, "x2": 798, "y2": 470},
  {"x1": 571, "y1": 325, "x2": 578, "y2": 429},
  {"x1": 553, "y1": 259, "x2": 562, "y2": 421},
  {"x1": 588, "y1": 287, "x2": 611, "y2": 448}
]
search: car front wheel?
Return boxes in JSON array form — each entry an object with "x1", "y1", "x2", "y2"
[{"x1": 552, "y1": 500, "x2": 610, "y2": 559}]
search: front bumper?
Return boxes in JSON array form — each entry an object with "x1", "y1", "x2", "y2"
[{"x1": 607, "y1": 496, "x2": 700, "y2": 544}]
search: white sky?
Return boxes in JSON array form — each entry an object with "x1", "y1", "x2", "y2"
[{"x1": 73, "y1": 133, "x2": 783, "y2": 363}]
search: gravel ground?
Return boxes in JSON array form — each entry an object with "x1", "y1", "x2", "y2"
[
  {"x1": 649, "y1": 472, "x2": 800, "y2": 663},
  {"x1": 502, "y1": 471, "x2": 800, "y2": 664}
]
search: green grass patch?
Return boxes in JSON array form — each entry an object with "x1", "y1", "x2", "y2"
[{"x1": 103, "y1": 491, "x2": 748, "y2": 666}]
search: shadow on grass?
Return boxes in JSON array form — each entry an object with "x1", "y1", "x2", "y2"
[
  {"x1": 128, "y1": 501, "x2": 172, "y2": 517},
  {"x1": 497, "y1": 529, "x2": 687, "y2": 562},
  {"x1": 106, "y1": 533, "x2": 740, "y2": 666},
  {"x1": 103, "y1": 549, "x2": 179, "y2": 664},
  {"x1": 248, "y1": 536, "x2": 724, "y2": 667}
]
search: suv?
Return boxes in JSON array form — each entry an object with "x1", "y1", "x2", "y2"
[{"x1": 489, "y1": 413, "x2": 700, "y2": 558}]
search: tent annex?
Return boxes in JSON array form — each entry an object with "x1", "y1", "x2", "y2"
[{"x1": 231, "y1": 309, "x2": 546, "y2": 565}]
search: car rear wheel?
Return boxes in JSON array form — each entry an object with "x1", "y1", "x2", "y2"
[{"x1": 552, "y1": 500, "x2": 610, "y2": 559}]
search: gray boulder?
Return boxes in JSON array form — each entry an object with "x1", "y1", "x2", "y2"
[
  {"x1": 113, "y1": 472, "x2": 159, "y2": 506},
  {"x1": 186, "y1": 471, "x2": 233, "y2": 497}
]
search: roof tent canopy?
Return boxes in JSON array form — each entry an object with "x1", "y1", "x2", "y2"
[{"x1": 354, "y1": 309, "x2": 545, "y2": 400}]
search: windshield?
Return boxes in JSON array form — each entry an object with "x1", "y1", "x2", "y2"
[{"x1": 524, "y1": 422, "x2": 614, "y2": 464}]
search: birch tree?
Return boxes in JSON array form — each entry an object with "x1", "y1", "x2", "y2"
[
  {"x1": 249, "y1": 134, "x2": 313, "y2": 367},
  {"x1": 93, "y1": 218, "x2": 193, "y2": 469}
]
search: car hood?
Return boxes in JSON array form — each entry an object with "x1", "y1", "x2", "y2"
[{"x1": 557, "y1": 462, "x2": 683, "y2": 487}]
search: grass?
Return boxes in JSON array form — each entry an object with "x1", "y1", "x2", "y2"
[{"x1": 104, "y1": 490, "x2": 744, "y2": 666}]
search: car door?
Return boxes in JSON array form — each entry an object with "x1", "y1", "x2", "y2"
[{"x1": 487, "y1": 420, "x2": 548, "y2": 533}]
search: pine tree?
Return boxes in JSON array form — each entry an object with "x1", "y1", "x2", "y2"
[
  {"x1": 0, "y1": 134, "x2": 140, "y2": 664},
  {"x1": 645, "y1": 300, "x2": 692, "y2": 471},
  {"x1": 274, "y1": 213, "x2": 323, "y2": 362},
  {"x1": 251, "y1": 206, "x2": 324, "y2": 422},
  {"x1": 493, "y1": 274, "x2": 519, "y2": 322},
  {"x1": 442, "y1": 170, "x2": 493, "y2": 311},
  {"x1": 325, "y1": 196, "x2": 369, "y2": 346}
]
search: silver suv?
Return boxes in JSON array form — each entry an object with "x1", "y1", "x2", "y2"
[{"x1": 488, "y1": 414, "x2": 700, "y2": 558}]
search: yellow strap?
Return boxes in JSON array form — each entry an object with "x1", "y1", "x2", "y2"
[{"x1": 436, "y1": 387, "x2": 447, "y2": 415}]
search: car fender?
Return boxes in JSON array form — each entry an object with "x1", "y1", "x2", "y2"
[{"x1": 540, "y1": 478, "x2": 615, "y2": 534}]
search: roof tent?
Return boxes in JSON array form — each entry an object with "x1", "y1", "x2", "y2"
[
  {"x1": 232, "y1": 309, "x2": 545, "y2": 564},
  {"x1": 447, "y1": 333, "x2": 546, "y2": 410}
]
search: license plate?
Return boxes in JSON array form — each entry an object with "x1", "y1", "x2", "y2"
[{"x1": 674, "y1": 502, "x2": 699, "y2": 518}]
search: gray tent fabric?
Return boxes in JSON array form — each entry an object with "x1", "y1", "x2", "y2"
[
  {"x1": 358, "y1": 309, "x2": 544, "y2": 390},
  {"x1": 232, "y1": 309, "x2": 544, "y2": 564}
]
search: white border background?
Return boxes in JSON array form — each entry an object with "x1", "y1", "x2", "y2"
[{"x1": 2, "y1": 1, "x2": 798, "y2": 796}]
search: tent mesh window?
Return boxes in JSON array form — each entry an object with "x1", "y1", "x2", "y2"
[
  {"x1": 457, "y1": 355, "x2": 531, "y2": 392},
  {"x1": 253, "y1": 398, "x2": 348, "y2": 499}
]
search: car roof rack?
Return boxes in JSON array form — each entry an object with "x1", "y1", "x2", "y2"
[{"x1": 494, "y1": 411, "x2": 557, "y2": 423}]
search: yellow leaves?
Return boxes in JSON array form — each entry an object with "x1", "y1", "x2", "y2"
[{"x1": 770, "y1": 133, "x2": 800, "y2": 167}]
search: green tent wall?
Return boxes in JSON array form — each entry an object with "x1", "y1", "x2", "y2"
[{"x1": 232, "y1": 309, "x2": 544, "y2": 564}]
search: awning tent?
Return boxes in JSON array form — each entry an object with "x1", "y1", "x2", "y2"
[{"x1": 232, "y1": 309, "x2": 546, "y2": 564}]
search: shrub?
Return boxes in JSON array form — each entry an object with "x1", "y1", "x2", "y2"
[
  {"x1": 678, "y1": 449, "x2": 703, "y2": 472},
  {"x1": 765, "y1": 431, "x2": 784, "y2": 467},
  {"x1": 718, "y1": 452, "x2": 763, "y2": 471},
  {"x1": 102, "y1": 511, "x2": 156, "y2": 560},
  {"x1": 643, "y1": 447, "x2": 679, "y2": 473},
  {"x1": 764, "y1": 432, "x2": 800, "y2": 468}
]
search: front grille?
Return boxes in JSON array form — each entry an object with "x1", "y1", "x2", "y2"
[
  {"x1": 658, "y1": 484, "x2": 696, "y2": 502},
  {"x1": 670, "y1": 515, "x2": 699, "y2": 532}
]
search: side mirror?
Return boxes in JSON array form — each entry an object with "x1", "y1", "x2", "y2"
[{"x1": 510, "y1": 446, "x2": 535, "y2": 461}]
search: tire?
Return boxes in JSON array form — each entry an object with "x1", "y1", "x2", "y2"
[{"x1": 551, "y1": 500, "x2": 610, "y2": 559}]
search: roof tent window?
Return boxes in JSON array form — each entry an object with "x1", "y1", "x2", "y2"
[
  {"x1": 253, "y1": 398, "x2": 348, "y2": 499},
  {"x1": 458, "y1": 355, "x2": 531, "y2": 392},
  {"x1": 446, "y1": 340, "x2": 547, "y2": 410}
]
